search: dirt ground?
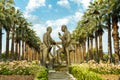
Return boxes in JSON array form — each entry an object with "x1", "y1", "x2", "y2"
[
  {"x1": 100, "y1": 74, "x2": 120, "y2": 80},
  {"x1": 0, "y1": 74, "x2": 119, "y2": 80},
  {"x1": 0, "y1": 75, "x2": 34, "y2": 80}
]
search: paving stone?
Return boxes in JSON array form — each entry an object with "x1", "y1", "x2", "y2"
[{"x1": 48, "y1": 71, "x2": 75, "y2": 80}]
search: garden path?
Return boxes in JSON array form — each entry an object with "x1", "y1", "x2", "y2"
[{"x1": 48, "y1": 70, "x2": 75, "y2": 80}]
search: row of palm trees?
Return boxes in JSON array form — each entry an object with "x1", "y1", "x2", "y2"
[
  {"x1": 0, "y1": 0, "x2": 41, "y2": 61},
  {"x1": 72, "y1": 0, "x2": 120, "y2": 63}
]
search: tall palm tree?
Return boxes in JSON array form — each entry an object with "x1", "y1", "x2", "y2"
[
  {"x1": 24, "y1": 27, "x2": 41, "y2": 61},
  {"x1": 111, "y1": 0, "x2": 120, "y2": 63},
  {"x1": 11, "y1": 8, "x2": 23, "y2": 60},
  {"x1": 0, "y1": 0, "x2": 14, "y2": 59},
  {"x1": 0, "y1": 0, "x2": 5, "y2": 57},
  {"x1": 21, "y1": 21, "x2": 32, "y2": 60},
  {"x1": 3, "y1": 8, "x2": 12, "y2": 59},
  {"x1": 99, "y1": 0, "x2": 113, "y2": 63}
]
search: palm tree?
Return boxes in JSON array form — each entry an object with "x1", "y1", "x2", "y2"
[
  {"x1": 0, "y1": 0, "x2": 14, "y2": 59},
  {"x1": 21, "y1": 21, "x2": 32, "y2": 60},
  {"x1": 0, "y1": 0, "x2": 5, "y2": 57},
  {"x1": 10, "y1": 8, "x2": 23, "y2": 60},
  {"x1": 111, "y1": 0, "x2": 120, "y2": 63},
  {"x1": 72, "y1": 20, "x2": 88, "y2": 62},
  {"x1": 3, "y1": 9, "x2": 12, "y2": 59},
  {"x1": 99, "y1": 0, "x2": 113, "y2": 63},
  {"x1": 24, "y1": 27, "x2": 41, "y2": 61},
  {"x1": 0, "y1": 26, "x2": 2, "y2": 57}
]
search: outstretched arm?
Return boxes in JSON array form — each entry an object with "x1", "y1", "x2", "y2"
[
  {"x1": 58, "y1": 32, "x2": 64, "y2": 41},
  {"x1": 50, "y1": 36, "x2": 56, "y2": 45}
]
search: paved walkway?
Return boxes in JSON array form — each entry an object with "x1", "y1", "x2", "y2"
[{"x1": 48, "y1": 70, "x2": 76, "y2": 80}]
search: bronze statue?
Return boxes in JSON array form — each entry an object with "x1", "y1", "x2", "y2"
[
  {"x1": 58, "y1": 25, "x2": 71, "y2": 69},
  {"x1": 42, "y1": 27, "x2": 56, "y2": 69}
]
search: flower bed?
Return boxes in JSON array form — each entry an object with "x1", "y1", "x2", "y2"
[
  {"x1": 69, "y1": 64, "x2": 104, "y2": 80},
  {"x1": 88, "y1": 61, "x2": 120, "y2": 75},
  {"x1": 0, "y1": 60, "x2": 48, "y2": 80},
  {"x1": 69, "y1": 60, "x2": 120, "y2": 80}
]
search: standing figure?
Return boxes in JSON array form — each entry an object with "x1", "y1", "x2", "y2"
[
  {"x1": 43, "y1": 27, "x2": 56, "y2": 69},
  {"x1": 58, "y1": 25, "x2": 71, "y2": 70}
]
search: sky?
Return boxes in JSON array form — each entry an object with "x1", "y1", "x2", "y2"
[
  {"x1": 2, "y1": 0, "x2": 120, "y2": 53},
  {"x1": 14, "y1": 0, "x2": 92, "y2": 41}
]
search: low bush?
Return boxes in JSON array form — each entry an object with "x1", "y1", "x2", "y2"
[
  {"x1": 0, "y1": 60, "x2": 48, "y2": 80},
  {"x1": 69, "y1": 64, "x2": 104, "y2": 80},
  {"x1": 34, "y1": 66, "x2": 48, "y2": 80},
  {"x1": 88, "y1": 64, "x2": 120, "y2": 75}
]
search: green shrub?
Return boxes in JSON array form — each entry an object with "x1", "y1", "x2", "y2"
[
  {"x1": 34, "y1": 66, "x2": 48, "y2": 80},
  {"x1": 69, "y1": 65, "x2": 104, "y2": 80},
  {"x1": 89, "y1": 66, "x2": 120, "y2": 75},
  {"x1": 0, "y1": 61, "x2": 36, "y2": 75},
  {"x1": 0, "y1": 61, "x2": 48, "y2": 80},
  {"x1": 87, "y1": 60, "x2": 120, "y2": 75}
]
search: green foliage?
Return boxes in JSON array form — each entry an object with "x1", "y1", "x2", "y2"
[
  {"x1": 0, "y1": 61, "x2": 48, "y2": 80},
  {"x1": 69, "y1": 65, "x2": 104, "y2": 80},
  {"x1": 102, "y1": 54, "x2": 115, "y2": 63},
  {"x1": 1, "y1": 53, "x2": 6, "y2": 61},
  {"x1": 87, "y1": 60, "x2": 120, "y2": 75},
  {"x1": 89, "y1": 64, "x2": 120, "y2": 75},
  {"x1": 89, "y1": 67, "x2": 120, "y2": 75},
  {"x1": 35, "y1": 66, "x2": 48, "y2": 80}
]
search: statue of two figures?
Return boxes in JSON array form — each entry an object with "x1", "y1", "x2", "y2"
[{"x1": 42, "y1": 25, "x2": 74, "y2": 70}]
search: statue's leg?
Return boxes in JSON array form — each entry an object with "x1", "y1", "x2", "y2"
[
  {"x1": 42, "y1": 48, "x2": 48, "y2": 67},
  {"x1": 49, "y1": 53, "x2": 53, "y2": 69},
  {"x1": 57, "y1": 48, "x2": 63, "y2": 64},
  {"x1": 65, "y1": 47, "x2": 70, "y2": 70}
]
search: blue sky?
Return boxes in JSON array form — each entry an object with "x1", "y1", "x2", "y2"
[
  {"x1": 14, "y1": 0, "x2": 92, "y2": 41},
  {"x1": 2, "y1": 0, "x2": 120, "y2": 53}
]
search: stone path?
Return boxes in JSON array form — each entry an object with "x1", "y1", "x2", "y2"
[{"x1": 48, "y1": 70, "x2": 76, "y2": 80}]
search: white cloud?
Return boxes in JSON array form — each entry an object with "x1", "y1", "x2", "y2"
[
  {"x1": 46, "y1": 18, "x2": 69, "y2": 27},
  {"x1": 46, "y1": 18, "x2": 70, "y2": 41},
  {"x1": 15, "y1": 7, "x2": 20, "y2": 10},
  {"x1": 46, "y1": 11, "x2": 83, "y2": 27},
  {"x1": 57, "y1": 0, "x2": 70, "y2": 8},
  {"x1": 48, "y1": 4, "x2": 52, "y2": 9},
  {"x1": 71, "y1": 0, "x2": 91, "y2": 9},
  {"x1": 44, "y1": 11, "x2": 83, "y2": 41},
  {"x1": 23, "y1": 10, "x2": 83, "y2": 41},
  {"x1": 74, "y1": 11, "x2": 83, "y2": 22},
  {"x1": 23, "y1": 0, "x2": 83, "y2": 42},
  {"x1": 81, "y1": 0, "x2": 91, "y2": 9},
  {"x1": 26, "y1": 0, "x2": 46, "y2": 13},
  {"x1": 32, "y1": 24, "x2": 46, "y2": 41},
  {"x1": 24, "y1": 12, "x2": 40, "y2": 24}
]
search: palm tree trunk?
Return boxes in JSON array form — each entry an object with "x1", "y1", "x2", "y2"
[
  {"x1": 81, "y1": 43, "x2": 84, "y2": 62},
  {"x1": 112, "y1": 15, "x2": 119, "y2": 64},
  {"x1": 90, "y1": 37, "x2": 93, "y2": 60},
  {"x1": 95, "y1": 31, "x2": 99, "y2": 62},
  {"x1": 83, "y1": 40, "x2": 86, "y2": 61},
  {"x1": 108, "y1": 14, "x2": 112, "y2": 63},
  {"x1": 11, "y1": 24, "x2": 15, "y2": 60},
  {"x1": 87, "y1": 37, "x2": 90, "y2": 60},
  {"x1": 74, "y1": 44, "x2": 77, "y2": 63},
  {"x1": 76, "y1": 44, "x2": 79, "y2": 63},
  {"x1": 22, "y1": 41, "x2": 25, "y2": 60},
  {"x1": 99, "y1": 31, "x2": 103, "y2": 60},
  {"x1": 79, "y1": 44, "x2": 82, "y2": 63},
  {"x1": 0, "y1": 27, "x2": 2, "y2": 58},
  {"x1": 15, "y1": 42, "x2": 18, "y2": 60},
  {"x1": 6, "y1": 31, "x2": 10, "y2": 59},
  {"x1": 24, "y1": 42, "x2": 27, "y2": 60},
  {"x1": 18, "y1": 41, "x2": 21, "y2": 60}
]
